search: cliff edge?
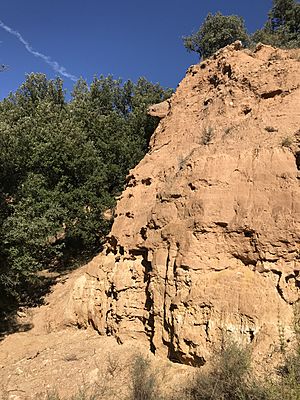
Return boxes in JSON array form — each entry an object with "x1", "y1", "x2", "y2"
[{"x1": 17, "y1": 43, "x2": 300, "y2": 367}]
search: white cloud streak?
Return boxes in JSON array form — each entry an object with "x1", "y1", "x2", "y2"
[{"x1": 0, "y1": 20, "x2": 78, "y2": 82}]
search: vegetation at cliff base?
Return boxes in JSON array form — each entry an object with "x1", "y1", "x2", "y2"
[
  {"x1": 8, "y1": 335, "x2": 300, "y2": 399},
  {"x1": 0, "y1": 73, "x2": 172, "y2": 311}
]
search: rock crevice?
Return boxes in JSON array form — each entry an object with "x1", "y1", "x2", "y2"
[{"x1": 48, "y1": 43, "x2": 300, "y2": 366}]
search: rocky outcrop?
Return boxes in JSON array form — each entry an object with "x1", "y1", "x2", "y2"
[
  {"x1": 148, "y1": 99, "x2": 171, "y2": 118},
  {"x1": 49, "y1": 43, "x2": 300, "y2": 366}
]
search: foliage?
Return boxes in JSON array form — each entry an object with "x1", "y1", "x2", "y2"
[
  {"x1": 183, "y1": 12, "x2": 249, "y2": 59},
  {"x1": 179, "y1": 335, "x2": 300, "y2": 400},
  {"x1": 2, "y1": 330, "x2": 300, "y2": 399},
  {"x1": 281, "y1": 136, "x2": 293, "y2": 147},
  {"x1": 201, "y1": 126, "x2": 214, "y2": 145},
  {"x1": 271, "y1": 305, "x2": 300, "y2": 400},
  {"x1": 182, "y1": 340, "x2": 268, "y2": 400},
  {"x1": 0, "y1": 73, "x2": 171, "y2": 309},
  {"x1": 183, "y1": 2, "x2": 299, "y2": 59},
  {"x1": 129, "y1": 354, "x2": 162, "y2": 400},
  {"x1": 252, "y1": 0, "x2": 300, "y2": 48}
]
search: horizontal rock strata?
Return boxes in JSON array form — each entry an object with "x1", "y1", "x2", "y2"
[{"x1": 49, "y1": 43, "x2": 300, "y2": 366}]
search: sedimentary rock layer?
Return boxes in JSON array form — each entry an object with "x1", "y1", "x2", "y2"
[{"x1": 49, "y1": 43, "x2": 300, "y2": 366}]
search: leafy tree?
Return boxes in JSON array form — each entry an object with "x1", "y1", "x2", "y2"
[
  {"x1": 252, "y1": 0, "x2": 300, "y2": 48},
  {"x1": 0, "y1": 73, "x2": 172, "y2": 311},
  {"x1": 183, "y1": 12, "x2": 250, "y2": 59}
]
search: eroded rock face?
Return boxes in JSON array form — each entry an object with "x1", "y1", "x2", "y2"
[
  {"x1": 51, "y1": 43, "x2": 300, "y2": 366},
  {"x1": 147, "y1": 99, "x2": 171, "y2": 118}
]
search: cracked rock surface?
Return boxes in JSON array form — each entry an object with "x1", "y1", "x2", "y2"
[
  {"x1": 45, "y1": 43, "x2": 300, "y2": 365},
  {"x1": 1, "y1": 44, "x2": 300, "y2": 395}
]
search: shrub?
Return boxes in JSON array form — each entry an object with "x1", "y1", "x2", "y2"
[
  {"x1": 182, "y1": 340, "x2": 268, "y2": 400},
  {"x1": 201, "y1": 127, "x2": 214, "y2": 145},
  {"x1": 129, "y1": 354, "x2": 162, "y2": 400},
  {"x1": 272, "y1": 305, "x2": 300, "y2": 400},
  {"x1": 281, "y1": 137, "x2": 293, "y2": 147}
]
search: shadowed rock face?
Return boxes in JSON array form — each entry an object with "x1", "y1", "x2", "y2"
[{"x1": 50, "y1": 43, "x2": 300, "y2": 366}]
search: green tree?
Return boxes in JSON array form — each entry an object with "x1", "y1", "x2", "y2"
[
  {"x1": 252, "y1": 0, "x2": 300, "y2": 48},
  {"x1": 183, "y1": 12, "x2": 250, "y2": 59},
  {"x1": 0, "y1": 73, "x2": 171, "y2": 311}
]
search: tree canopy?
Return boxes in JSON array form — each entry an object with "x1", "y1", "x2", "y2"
[
  {"x1": 252, "y1": 0, "x2": 300, "y2": 48},
  {"x1": 183, "y1": 12, "x2": 249, "y2": 59},
  {"x1": 0, "y1": 73, "x2": 172, "y2": 311},
  {"x1": 183, "y1": 1, "x2": 300, "y2": 59}
]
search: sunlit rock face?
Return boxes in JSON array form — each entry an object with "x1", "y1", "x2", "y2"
[{"x1": 51, "y1": 43, "x2": 300, "y2": 366}]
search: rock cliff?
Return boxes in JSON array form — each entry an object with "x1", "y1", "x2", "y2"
[{"x1": 47, "y1": 43, "x2": 300, "y2": 366}]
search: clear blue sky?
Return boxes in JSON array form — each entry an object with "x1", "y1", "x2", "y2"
[{"x1": 0, "y1": 0, "x2": 272, "y2": 99}]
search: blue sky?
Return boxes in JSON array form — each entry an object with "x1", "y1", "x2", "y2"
[{"x1": 0, "y1": 0, "x2": 272, "y2": 99}]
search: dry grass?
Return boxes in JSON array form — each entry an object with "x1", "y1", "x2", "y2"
[{"x1": 3, "y1": 326, "x2": 300, "y2": 400}]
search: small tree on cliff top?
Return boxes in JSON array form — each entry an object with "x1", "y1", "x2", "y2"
[{"x1": 183, "y1": 12, "x2": 249, "y2": 59}]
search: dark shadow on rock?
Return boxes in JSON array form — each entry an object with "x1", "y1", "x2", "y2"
[
  {"x1": 0, "y1": 275, "x2": 57, "y2": 341},
  {"x1": 0, "y1": 309, "x2": 34, "y2": 341},
  {"x1": 0, "y1": 243, "x2": 103, "y2": 341}
]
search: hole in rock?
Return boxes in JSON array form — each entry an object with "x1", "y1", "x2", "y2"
[
  {"x1": 129, "y1": 247, "x2": 148, "y2": 258},
  {"x1": 215, "y1": 221, "x2": 228, "y2": 228},
  {"x1": 180, "y1": 264, "x2": 190, "y2": 271},
  {"x1": 222, "y1": 64, "x2": 232, "y2": 78},
  {"x1": 249, "y1": 330, "x2": 255, "y2": 343},
  {"x1": 141, "y1": 177, "x2": 152, "y2": 186},
  {"x1": 126, "y1": 174, "x2": 137, "y2": 187},
  {"x1": 204, "y1": 98, "x2": 212, "y2": 106},
  {"x1": 188, "y1": 182, "x2": 196, "y2": 191},
  {"x1": 209, "y1": 74, "x2": 220, "y2": 87},
  {"x1": 243, "y1": 106, "x2": 252, "y2": 115},
  {"x1": 170, "y1": 193, "x2": 182, "y2": 199},
  {"x1": 170, "y1": 303, "x2": 178, "y2": 311},
  {"x1": 295, "y1": 151, "x2": 300, "y2": 170},
  {"x1": 169, "y1": 351, "x2": 206, "y2": 367},
  {"x1": 107, "y1": 236, "x2": 118, "y2": 254},
  {"x1": 140, "y1": 227, "x2": 147, "y2": 240},
  {"x1": 107, "y1": 284, "x2": 118, "y2": 300},
  {"x1": 142, "y1": 259, "x2": 152, "y2": 274},
  {"x1": 261, "y1": 89, "x2": 282, "y2": 99},
  {"x1": 285, "y1": 273, "x2": 296, "y2": 283}
]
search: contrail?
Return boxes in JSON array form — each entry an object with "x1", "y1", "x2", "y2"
[{"x1": 0, "y1": 20, "x2": 78, "y2": 82}]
